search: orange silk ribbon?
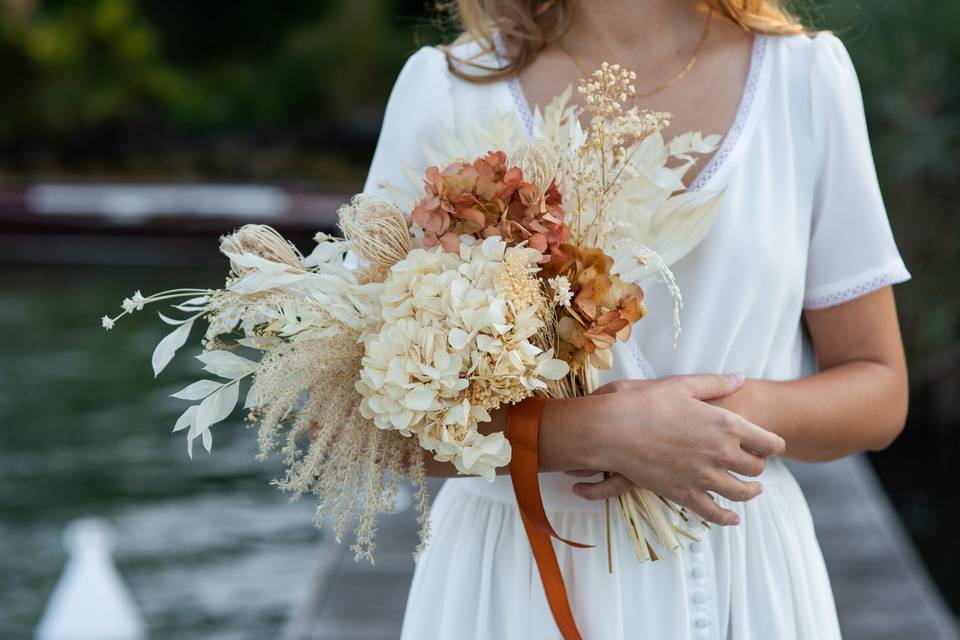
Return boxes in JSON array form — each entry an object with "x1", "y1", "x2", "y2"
[{"x1": 507, "y1": 397, "x2": 592, "y2": 640}]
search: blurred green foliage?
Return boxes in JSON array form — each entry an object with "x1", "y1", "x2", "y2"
[
  {"x1": 0, "y1": 0, "x2": 441, "y2": 181},
  {"x1": 0, "y1": 0, "x2": 956, "y2": 359}
]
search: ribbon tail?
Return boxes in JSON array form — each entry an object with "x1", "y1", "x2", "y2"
[
  {"x1": 507, "y1": 397, "x2": 589, "y2": 640},
  {"x1": 518, "y1": 510, "x2": 584, "y2": 640}
]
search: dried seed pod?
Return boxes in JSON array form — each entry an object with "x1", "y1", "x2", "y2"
[
  {"x1": 512, "y1": 140, "x2": 560, "y2": 200},
  {"x1": 220, "y1": 224, "x2": 305, "y2": 275},
  {"x1": 338, "y1": 194, "x2": 412, "y2": 268}
]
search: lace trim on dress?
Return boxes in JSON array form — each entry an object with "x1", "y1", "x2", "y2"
[
  {"x1": 688, "y1": 35, "x2": 767, "y2": 193},
  {"x1": 803, "y1": 267, "x2": 911, "y2": 309},
  {"x1": 508, "y1": 75, "x2": 536, "y2": 135},
  {"x1": 491, "y1": 32, "x2": 536, "y2": 134},
  {"x1": 626, "y1": 339, "x2": 658, "y2": 380}
]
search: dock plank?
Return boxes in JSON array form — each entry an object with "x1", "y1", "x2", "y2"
[{"x1": 788, "y1": 457, "x2": 958, "y2": 640}]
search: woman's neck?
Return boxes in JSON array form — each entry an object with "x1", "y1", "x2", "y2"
[{"x1": 565, "y1": 0, "x2": 711, "y2": 67}]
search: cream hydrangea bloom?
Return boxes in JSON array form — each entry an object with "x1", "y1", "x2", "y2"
[{"x1": 357, "y1": 236, "x2": 568, "y2": 481}]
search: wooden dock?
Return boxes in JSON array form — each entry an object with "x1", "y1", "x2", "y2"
[
  {"x1": 788, "y1": 457, "x2": 958, "y2": 640},
  {"x1": 284, "y1": 458, "x2": 959, "y2": 640}
]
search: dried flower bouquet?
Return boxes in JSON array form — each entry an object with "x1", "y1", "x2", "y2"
[{"x1": 103, "y1": 62, "x2": 723, "y2": 563}]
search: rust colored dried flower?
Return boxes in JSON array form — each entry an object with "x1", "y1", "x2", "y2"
[
  {"x1": 550, "y1": 244, "x2": 646, "y2": 369},
  {"x1": 410, "y1": 150, "x2": 570, "y2": 261}
]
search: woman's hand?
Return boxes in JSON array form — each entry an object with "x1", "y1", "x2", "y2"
[{"x1": 560, "y1": 374, "x2": 786, "y2": 526}]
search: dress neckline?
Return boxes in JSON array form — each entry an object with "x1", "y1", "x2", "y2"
[{"x1": 493, "y1": 33, "x2": 769, "y2": 193}]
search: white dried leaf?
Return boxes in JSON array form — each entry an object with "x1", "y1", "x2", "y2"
[
  {"x1": 172, "y1": 404, "x2": 198, "y2": 433},
  {"x1": 535, "y1": 357, "x2": 569, "y2": 380},
  {"x1": 222, "y1": 250, "x2": 291, "y2": 274},
  {"x1": 151, "y1": 317, "x2": 195, "y2": 376},
  {"x1": 193, "y1": 382, "x2": 240, "y2": 437},
  {"x1": 173, "y1": 302, "x2": 209, "y2": 312},
  {"x1": 171, "y1": 379, "x2": 222, "y2": 400},
  {"x1": 304, "y1": 240, "x2": 349, "y2": 267},
  {"x1": 229, "y1": 270, "x2": 305, "y2": 295},
  {"x1": 157, "y1": 312, "x2": 189, "y2": 326},
  {"x1": 196, "y1": 350, "x2": 257, "y2": 379}
]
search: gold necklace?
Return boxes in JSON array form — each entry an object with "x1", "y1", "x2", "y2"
[{"x1": 557, "y1": 10, "x2": 713, "y2": 98}]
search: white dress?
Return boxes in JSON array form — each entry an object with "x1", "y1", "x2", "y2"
[{"x1": 362, "y1": 32, "x2": 910, "y2": 640}]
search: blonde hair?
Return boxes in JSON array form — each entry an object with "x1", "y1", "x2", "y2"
[{"x1": 438, "y1": 0, "x2": 807, "y2": 83}]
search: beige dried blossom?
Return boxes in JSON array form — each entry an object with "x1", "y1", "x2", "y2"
[
  {"x1": 356, "y1": 237, "x2": 568, "y2": 481},
  {"x1": 338, "y1": 194, "x2": 412, "y2": 268},
  {"x1": 511, "y1": 139, "x2": 560, "y2": 203},
  {"x1": 220, "y1": 224, "x2": 305, "y2": 276}
]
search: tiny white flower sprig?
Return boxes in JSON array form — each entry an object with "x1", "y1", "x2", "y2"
[
  {"x1": 547, "y1": 275, "x2": 573, "y2": 308},
  {"x1": 101, "y1": 289, "x2": 211, "y2": 332},
  {"x1": 101, "y1": 288, "x2": 217, "y2": 378}
]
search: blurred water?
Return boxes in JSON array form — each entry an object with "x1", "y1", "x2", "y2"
[{"x1": 0, "y1": 264, "x2": 324, "y2": 639}]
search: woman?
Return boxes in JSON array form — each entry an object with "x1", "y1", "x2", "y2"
[{"x1": 362, "y1": 1, "x2": 911, "y2": 638}]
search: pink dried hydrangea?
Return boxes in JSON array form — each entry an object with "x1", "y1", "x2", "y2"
[{"x1": 410, "y1": 151, "x2": 570, "y2": 264}]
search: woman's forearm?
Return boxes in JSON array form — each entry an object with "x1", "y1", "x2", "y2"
[
  {"x1": 714, "y1": 289, "x2": 909, "y2": 462},
  {"x1": 715, "y1": 360, "x2": 907, "y2": 462}
]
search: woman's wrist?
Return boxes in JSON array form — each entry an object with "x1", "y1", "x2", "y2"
[{"x1": 538, "y1": 394, "x2": 612, "y2": 472}]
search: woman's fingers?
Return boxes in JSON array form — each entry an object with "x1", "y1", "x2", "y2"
[
  {"x1": 574, "y1": 375, "x2": 776, "y2": 524},
  {"x1": 571, "y1": 471, "x2": 753, "y2": 524},
  {"x1": 728, "y1": 449, "x2": 766, "y2": 477},
  {"x1": 735, "y1": 417, "x2": 786, "y2": 457},
  {"x1": 564, "y1": 469, "x2": 602, "y2": 477},
  {"x1": 684, "y1": 372, "x2": 745, "y2": 401},
  {"x1": 711, "y1": 472, "x2": 763, "y2": 503},
  {"x1": 571, "y1": 473, "x2": 633, "y2": 501},
  {"x1": 685, "y1": 491, "x2": 741, "y2": 526}
]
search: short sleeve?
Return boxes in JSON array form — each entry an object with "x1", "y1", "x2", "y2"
[
  {"x1": 362, "y1": 46, "x2": 453, "y2": 198},
  {"x1": 803, "y1": 33, "x2": 910, "y2": 309},
  {"x1": 345, "y1": 47, "x2": 451, "y2": 270}
]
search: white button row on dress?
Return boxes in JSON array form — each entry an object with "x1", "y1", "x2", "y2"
[{"x1": 688, "y1": 538, "x2": 713, "y2": 639}]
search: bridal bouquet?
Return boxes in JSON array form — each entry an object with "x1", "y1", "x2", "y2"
[{"x1": 103, "y1": 62, "x2": 722, "y2": 563}]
